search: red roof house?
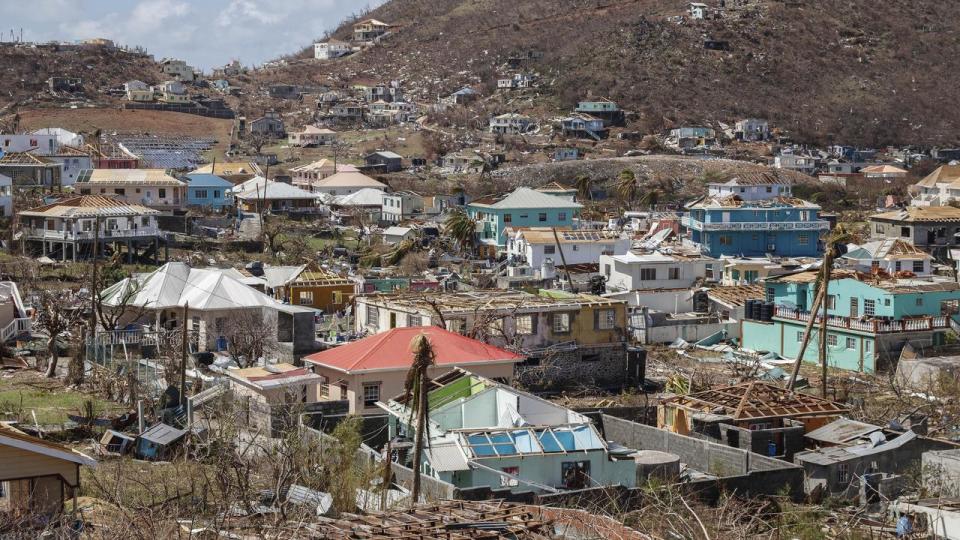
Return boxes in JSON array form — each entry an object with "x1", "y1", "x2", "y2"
[{"x1": 304, "y1": 326, "x2": 523, "y2": 415}]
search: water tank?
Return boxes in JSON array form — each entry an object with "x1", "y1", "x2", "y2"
[
  {"x1": 626, "y1": 346, "x2": 646, "y2": 385},
  {"x1": 760, "y1": 301, "x2": 773, "y2": 322},
  {"x1": 744, "y1": 299, "x2": 756, "y2": 320},
  {"x1": 541, "y1": 258, "x2": 556, "y2": 280},
  {"x1": 750, "y1": 300, "x2": 762, "y2": 321},
  {"x1": 635, "y1": 450, "x2": 681, "y2": 484}
]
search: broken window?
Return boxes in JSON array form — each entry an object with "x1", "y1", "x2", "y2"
[
  {"x1": 941, "y1": 300, "x2": 960, "y2": 316},
  {"x1": 595, "y1": 309, "x2": 616, "y2": 330},
  {"x1": 552, "y1": 313, "x2": 571, "y2": 334},
  {"x1": 515, "y1": 314, "x2": 535, "y2": 335},
  {"x1": 298, "y1": 291, "x2": 314, "y2": 305},
  {"x1": 640, "y1": 268, "x2": 656, "y2": 281},
  {"x1": 837, "y1": 463, "x2": 850, "y2": 484},
  {"x1": 366, "y1": 305, "x2": 379, "y2": 327},
  {"x1": 362, "y1": 383, "x2": 381, "y2": 408}
]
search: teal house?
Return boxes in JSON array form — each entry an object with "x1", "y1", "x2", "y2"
[
  {"x1": 467, "y1": 187, "x2": 582, "y2": 250},
  {"x1": 741, "y1": 271, "x2": 960, "y2": 373},
  {"x1": 185, "y1": 173, "x2": 233, "y2": 210},
  {"x1": 379, "y1": 369, "x2": 637, "y2": 493}
]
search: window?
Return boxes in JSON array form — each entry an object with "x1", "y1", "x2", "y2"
[
  {"x1": 865, "y1": 341, "x2": 872, "y2": 353},
  {"x1": 595, "y1": 309, "x2": 616, "y2": 330},
  {"x1": 561, "y1": 461, "x2": 591, "y2": 490},
  {"x1": 538, "y1": 212, "x2": 547, "y2": 222},
  {"x1": 500, "y1": 467, "x2": 519, "y2": 487},
  {"x1": 798, "y1": 233, "x2": 809, "y2": 245},
  {"x1": 195, "y1": 189, "x2": 208, "y2": 199},
  {"x1": 827, "y1": 334, "x2": 838, "y2": 347},
  {"x1": 914, "y1": 260, "x2": 925, "y2": 272},
  {"x1": 141, "y1": 217, "x2": 149, "y2": 226},
  {"x1": 558, "y1": 212, "x2": 567, "y2": 221},
  {"x1": 515, "y1": 314, "x2": 535, "y2": 335},
  {"x1": 519, "y1": 214, "x2": 528, "y2": 219},
  {"x1": 114, "y1": 188, "x2": 125, "y2": 196},
  {"x1": 875, "y1": 224, "x2": 884, "y2": 234},
  {"x1": 837, "y1": 463, "x2": 850, "y2": 484},
  {"x1": 503, "y1": 213, "x2": 512, "y2": 223},
  {"x1": 767, "y1": 287, "x2": 776, "y2": 302},
  {"x1": 895, "y1": 261, "x2": 902, "y2": 272},
  {"x1": 552, "y1": 313, "x2": 571, "y2": 334},
  {"x1": 544, "y1": 245, "x2": 556, "y2": 255},
  {"x1": 668, "y1": 267, "x2": 680, "y2": 280},
  {"x1": 884, "y1": 298, "x2": 891, "y2": 306},
  {"x1": 900, "y1": 227, "x2": 910, "y2": 238},
  {"x1": 159, "y1": 188, "x2": 167, "y2": 198},
  {"x1": 366, "y1": 305, "x2": 379, "y2": 326},
  {"x1": 864, "y1": 299, "x2": 875, "y2": 316},
  {"x1": 942, "y1": 300, "x2": 960, "y2": 316},
  {"x1": 766, "y1": 186, "x2": 773, "y2": 193},
  {"x1": 298, "y1": 291, "x2": 314, "y2": 305},
  {"x1": 846, "y1": 337, "x2": 856, "y2": 349},
  {"x1": 446, "y1": 319, "x2": 466, "y2": 334},
  {"x1": 214, "y1": 190, "x2": 221, "y2": 198},
  {"x1": 916, "y1": 298, "x2": 924, "y2": 306},
  {"x1": 826, "y1": 295, "x2": 836, "y2": 309},
  {"x1": 719, "y1": 235, "x2": 733, "y2": 246},
  {"x1": 362, "y1": 383, "x2": 381, "y2": 407},
  {"x1": 799, "y1": 210, "x2": 809, "y2": 221},
  {"x1": 408, "y1": 314, "x2": 422, "y2": 327},
  {"x1": 571, "y1": 245, "x2": 579, "y2": 251},
  {"x1": 604, "y1": 264, "x2": 611, "y2": 277},
  {"x1": 640, "y1": 268, "x2": 656, "y2": 281},
  {"x1": 796, "y1": 331, "x2": 804, "y2": 342},
  {"x1": 319, "y1": 375, "x2": 329, "y2": 397}
]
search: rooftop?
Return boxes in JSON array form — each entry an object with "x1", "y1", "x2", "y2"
[
  {"x1": 663, "y1": 381, "x2": 851, "y2": 421},
  {"x1": 711, "y1": 172, "x2": 791, "y2": 186},
  {"x1": 0, "y1": 422, "x2": 97, "y2": 467},
  {"x1": 228, "y1": 362, "x2": 321, "y2": 389},
  {"x1": 509, "y1": 227, "x2": 623, "y2": 244},
  {"x1": 915, "y1": 164, "x2": 960, "y2": 188},
  {"x1": 19, "y1": 195, "x2": 160, "y2": 219},
  {"x1": 470, "y1": 187, "x2": 583, "y2": 210},
  {"x1": 687, "y1": 195, "x2": 819, "y2": 210},
  {"x1": 314, "y1": 171, "x2": 388, "y2": 189},
  {"x1": 871, "y1": 206, "x2": 960, "y2": 223},
  {"x1": 76, "y1": 169, "x2": 185, "y2": 186},
  {"x1": 843, "y1": 239, "x2": 932, "y2": 261},
  {"x1": 706, "y1": 284, "x2": 766, "y2": 307},
  {"x1": 189, "y1": 161, "x2": 261, "y2": 178},
  {"x1": 360, "y1": 289, "x2": 623, "y2": 314}
]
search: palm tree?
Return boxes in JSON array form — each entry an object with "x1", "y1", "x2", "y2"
[
  {"x1": 384, "y1": 238, "x2": 418, "y2": 267},
  {"x1": 638, "y1": 187, "x2": 662, "y2": 211},
  {"x1": 575, "y1": 175, "x2": 594, "y2": 202},
  {"x1": 404, "y1": 333, "x2": 436, "y2": 507},
  {"x1": 444, "y1": 208, "x2": 477, "y2": 255},
  {"x1": 615, "y1": 169, "x2": 639, "y2": 206}
]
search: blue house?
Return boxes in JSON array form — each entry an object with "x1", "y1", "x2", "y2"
[
  {"x1": 185, "y1": 173, "x2": 233, "y2": 209},
  {"x1": 741, "y1": 271, "x2": 960, "y2": 373},
  {"x1": 466, "y1": 187, "x2": 582, "y2": 250},
  {"x1": 683, "y1": 178, "x2": 829, "y2": 257}
]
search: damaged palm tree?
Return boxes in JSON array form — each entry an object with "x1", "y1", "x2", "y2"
[
  {"x1": 786, "y1": 225, "x2": 854, "y2": 396},
  {"x1": 403, "y1": 333, "x2": 435, "y2": 507}
]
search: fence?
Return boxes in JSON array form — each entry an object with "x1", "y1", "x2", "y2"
[{"x1": 774, "y1": 305, "x2": 949, "y2": 333}]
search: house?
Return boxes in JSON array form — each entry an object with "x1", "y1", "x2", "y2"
[
  {"x1": 773, "y1": 151, "x2": 819, "y2": 175},
  {"x1": 496, "y1": 73, "x2": 535, "y2": 89},
  {"x1": 30, "y1": 128, "x2": 84, "y2": 149},
  {"x1": 0, "y1": 133, "x2": 59, "y2": 154},
  {"x1": 47, "y1": 76, "x2": 82, "y2": 93},
  {"x1": 448, "y1": 87, "x2": 478, "y2": 104},
  {"x1": 440, "y1": 151, "x2": 492, "y2": 173},
  {"x1": 734, "y1": 118, "x2": 770, "y2": 141},
  {"x1": 100, "y1": 262, "x2": 317, "y2": 356},
  {"x1": 378, "y1": 369, "x2": 638, "y2": 492},
  {"x1": 489, "y1": 113, "x2": 534, "y2": 135},
  {"x1": 535, "y1": 181, "x2": 578, "y2": 201},
  {"x1": 740, "y1": 270, "x2": 960, "y2": 373},
  {"x1": 329, "y1": 101, "x2": 365, "y2": 122},
  {"x1": 305, "y1": 327, "x2": 523, "y2": 415},
  {"x1": 134, "y1": 424, "x2": 186, "y2": 460},
  {"x1": 841, "y1": 239, "x2": 933, "y2": 276},
  {"x1": 224, "y1": 363, "x2": 325, "y2": 436},
  {"x1": 0, "y1": 174, "x2": 12, "y2": 217},
  {"x1": 290, "y1": 160, "x2": 358, "y2": 191},
  {"x1": 381, "y1": 191, "x2": 424, "y2": 223},
  {"x1": 707, "y1": 172, "x2": 792, "y2": 201},
  {"x1": 600, "y1": 250, "x2": 712, "y2": 292},
  {"x1": 0, "y1": 152, "x2": 62, "y2": 189},
  {"x1": 124, "y1": 79, "x2": 154, "y2": 101},
  {"x1": 312, "y1": 171, "x2": 387, "y2": 196},
  {"x1": 189, "y1": 161, "x2": 261, "y2": 185},
  {"x1": 718, "y1": 256, "x2": 815, "y2": 285},
  {"x1": 561, "y1": 113, "x2": 608, "y2": 140},
  {"x1": 0, "y1": 423, "x2": 96, "y2": 519},
  {"x1": 18, "y1": 195, "x2": 164, "y2": 262},
  {"x1": 911, "y1": 165, "x2": 960, "y2": 207},
  {"x1": 683, "y1": 193, "x2": 829, "y2": 258},
  {"x1": 40, "y1": 145, "x2": 92, "y2": 186},
  {"x1": 666, "y1": 127, "x2": 717, "y2": 150},
  {"x1": 861, "y1": 164, "x2": 908, "y2": 181},
  {"x1": 266, "y1": 264, "x2": 355, "y2": 313},
  {"x1": 184, "y1": 174, "x2": 233, "y2": 210},
  {"x1": 354, "y1": 289, "x2": 634, "y2": 389},
  {"x1": 288, "y1": 126, "x2": 337, "y2": 147},
  {"x1": 250, "y1": 111, "x2": 285, "y2": 138},
  {"x1": 330, "y1": 188, "x2": 386, "y2": 224},
  {"x1": 314, "y1": 39, "x2": 352, "y2": 59},
  {"x1": 381, "y1": 226, "x2": 417, "y2": 245},
  {"x1": 467, "y1": 187, "x2": 583, "y2": 250},
  {"x1": 574, "y1": 100, "x2": 624, "y2": 126},
  {"x1": 353, "y1": 18, "x2": 392, "y2": 42},
  {"x1": 364, "y1": 151, "x2": 403, "y2": 173},
  {"x1": 159, "y1": 58, "x2": 196, "y2": 82},
  {"x1": 553, "y1": 148, "x2": 580, "y2": 161},
  {"x1": 232, "y1": 177, "x2": 321, "y2": 213},
  {"x1": 659, "y1": 381, "x2": 850, "y2": 459},
  {"x1": 689, "y1": 2, "x2": 709, "y2": 19},
  {"x1": 869, "y1": 206, "x2": 960, "y2": 248},
  {"x1": 507, "y1": 227, "x2": 630, "y2": 269},
  {"x1": 154, "y1": 80, "x2": 189, "y2": 104},
  {"x1": 85, "y1": 141, "x2": 140, "y2": 169},
  {"x1": 75, "y1": 169, "x2": 186, "y2": 211}
]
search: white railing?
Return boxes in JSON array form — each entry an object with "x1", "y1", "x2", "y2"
[
  {"x1": 22, "y1": 227, "x2": 164, "y2": 241},
  {"x1": 93, "y1": 329, "x2": 160, "y2": 346},
  {"x1": 0, "y1": 318, "x2": 31, "y2": 342},
  {"x1": 683, "y1": 219, "x2": 830, "y2": 232},
  {"x1": 773, "y1": 305, "x2": 949, "y2": 334}
]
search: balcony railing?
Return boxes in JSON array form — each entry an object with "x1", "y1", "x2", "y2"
[
  {"x1": 22, "y1": 227, "x2": 164, "y2": 241},
  {"x1": 683, "y1": 218, "x2": 830, "y2": 232},
  {"x1": 773, "y1": 305, "x2": 949, "y2": 334},
  {"x1": 0, "y1": 318, "x2": 31, "y2": 342}
]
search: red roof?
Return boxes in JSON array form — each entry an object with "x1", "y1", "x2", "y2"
[{"x1": 304, "y1": 326, "x2": 523, "y2": 373}]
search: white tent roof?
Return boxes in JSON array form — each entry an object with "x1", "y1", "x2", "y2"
[{"x1": 334, "y1": 188, "x2": 386, "y2": 207}]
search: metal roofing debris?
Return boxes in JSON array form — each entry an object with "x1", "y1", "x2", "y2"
[
  {"x1": 663, "y1": 381, "x2": 851, "y2": 421},
  {"x1": 104, "y1": 133, "x2": 216, "y2": 170},
  {"x1": 805, "y1": 417, "x2": 884, "y2": 445},
  {"x1": 139, "y1": 423, "x2": 186, "y2": 445}
]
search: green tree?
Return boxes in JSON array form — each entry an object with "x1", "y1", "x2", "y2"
[
  {"x1": 616, "y1": 169, "x2": 639, "y2": 206},
  {"x1": 575, "y1": 174, "x2": 594, "y2": 202},
  {"x1": 443, "y1": 208, "x2": 477, "y2": 255}
]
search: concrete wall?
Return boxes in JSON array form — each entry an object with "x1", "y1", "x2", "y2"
[
  {"x1": 922, "y1": 449, "x2": 960, "y2": 498},
  {"x1": 515, "y1": 345, "x2": 629, "y2": 391}
]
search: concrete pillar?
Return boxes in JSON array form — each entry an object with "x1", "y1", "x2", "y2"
[
  {"x1": 126, "y1": 241, "x2": 132, "y2": 263},
  {"x1": 42, "y1": 241, "x2": 46, "y2": 256},
  {"x1": 61, "y1": 241, "x2": 66, "y2": 262},
  {"x1": 72, "y1": 242, "x2": 77, "y2": 263}
]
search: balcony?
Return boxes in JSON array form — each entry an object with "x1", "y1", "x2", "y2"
[
  {"x1": 22, "y1": 227, "x2": 165, "y2": 241},
  {"x1": 683, "y1": 218, "x2": 830, "y2": 232},
  {"x1": 773, "y1": 305, "x2": 950, "y2": 334}
]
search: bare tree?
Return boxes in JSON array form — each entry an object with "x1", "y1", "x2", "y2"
[
  {"x1": 223, "y1": 310, "x2": 279, "y2": 367},
  {"x1": 34, "y1": 288, "x2": 83, "y2": 378}
]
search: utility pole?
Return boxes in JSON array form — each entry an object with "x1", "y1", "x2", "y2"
[
  {"x1": 90, "y1": 216, "x2": 99, "y2": 331},
  {"x1": 786, "y1": 285, "x2": 825, "y2": 391},
  {"x1": 550, "y1": 228, "x2": 574, "y2": 291},
  {"x1": 819, "y1": 252, "x2": 834, "y2": 399},
  {"x1": 180, "y1": 302, "x2": 189, "y2": 407}
]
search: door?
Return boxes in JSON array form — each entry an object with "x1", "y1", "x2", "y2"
[
  {"x1": 389, "y1": 312, "x2": 397, "y2": 329},
  {"x1": 850, "y1": 297, "x2": 858, "y2": 318}
]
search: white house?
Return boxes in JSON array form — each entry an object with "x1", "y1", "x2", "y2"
[
  {"x1": 381, "y1": 191, "x2": 424, "y2": 223},
  {"x1": 689, "y1": 2, "x2": 709, "y2": 19},
  {"x1": 0, "y1": 134, "x2": 59, "y2": 154},
  {"x1": 314, "y1": 39, "x2": 352, "y2": 60},
  {"x1": 124, "y1": 80, "x2": 154, "y2": 102},
  {"x1": 159, "y1": 58, "x2": 197, "y2": 82},
  {"x1": 312, "y1": 171, "x2": 387, "y2": 197},
  {"x1": 489, "y1": 113, "x2": 534, "y2": 135},
  {"x1": 842, "y1": 239, "x2": 933, "y2": 276},
  {"x1": 600, "y1": 250, "x2": 712, "y2": 292},
  {"x1": 911, "y1": 165, "x2": 960, "y2": 207},
  {"x1": 74, "y1": 169, "x2": 186, "y2": 210},
  {"x1": 381, "y1": 226, "x2": 416, "y2": 245},
  {"x1": 288, "y1": 126, "x2": 337, "y2": 147},
  {"x1": 734, "y1": 118, "x2": 770, "y2": 141},
  {"x1": 773, "y1": 151, "x2": 818, "y2": 175},
  {"x1": 506, "y1": 227, "x2": 630, "y2": 269},
  {"x1": 707, "y1": 172, "x2": 792, "y2": 201}
]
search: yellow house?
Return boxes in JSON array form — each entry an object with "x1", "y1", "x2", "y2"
[
  {"x1": 271, "y1": 265, "x2": 355, "y2": 313},
  {"x1": 0, "y1": 423, "x2": 96, "y2": 519}
]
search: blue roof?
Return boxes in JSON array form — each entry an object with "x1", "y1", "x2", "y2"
[{"x1": 185, "y1": 173, "x2": 234, "y2": 188}]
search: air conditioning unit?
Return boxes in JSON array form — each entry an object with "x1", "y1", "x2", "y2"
[{"x1": 507, "y1": 265, "x2": 531, "y2": 277}]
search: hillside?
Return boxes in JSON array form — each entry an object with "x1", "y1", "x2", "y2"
[{"x1": 271, "y1": 0, "x2": 960, "y2": 147}]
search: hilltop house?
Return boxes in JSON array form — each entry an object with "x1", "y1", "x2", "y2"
[
  {"x1": 561, "y1": 114, "x2": 608, "y2": 140},
  {"x1": 740, "y1": 271, "x2": 960, "y2": 373},
  {"x1": 467, "y1": 187, "x2": 582, "y2": 251},
  {"x1": 250, "y1": 111, "x2": 285, "y2": 138},
  {"x1": 330, "y1": 188, "x2": 385, "y2": 225},
  {"x1": 707, "y1": 173, "x2": 792, "y2": 200},
  {"x1": 0, "y1": 174, "x2": 11, "y2": 217},
  {"x1": 667, "y1": 127, "x2": 717, "y2": 150},
  {"x1": 74, "y1": 169, "x2": 186, "y2": 211},
  {"x1": 868, "y1": 206, "x2": 960, "y2": 248},
  {"x1": 288, "y1": 126, "x2": 337, "y2": 147},
  {"x1": 774, "y1": 151, "x2": 819, "y2": 175},
  {"x1": 734, "y1": 118, "x2": 770, "y2": 141},
  {"x1": 497, "y1": 73, "x2": 536, "y2": 89},
  {"x1": 159, "y1": 58, "x2": 196, "y2": 82},
  {"x1": 381, "y1": 191, "x2": 424, "y2": 223},
  {"x1": 841, "y1": 239, "x2": 933, "y2": 276},
  {"x1": 683, "y1": 188, "x2": 829, "y2": 258},
  {"x1": 353, "y1": 19, "x2": 392, "y2": 42},
  {"x1": 232, "y1": 177, "x2": 321, "y2": 213},
  {"x1": 304, "y1": 327, "x2": 523, "y2": 415},
  {"x1": 364, "y1": 151, "x2": 403, "y2": 173},
  {"x1": 600, "y1": 250, "x2": 712, "y2": 292},
  {"x1": 378, "y1": 369, "x2": 638, "y2": 493},
  {"x1": 290, "y1": 161, "x2": 358, "y2": 191},
  {"x1": 124, "y1": 80, "x2": 153, "y2": 101},
  {"x1": 224, "y1": 363, "x2": 325, "y2": 437},
  {"x1": 574, "y1": 100, "x2": 624, "y2": 126},
  {"x1": 41, "y1": 145, "x2": 92, "y2": 186},
  {"x1": 18, "y1": 195, "x2": 163, "y2": 262},
  {"x1": 314, "y1": 39, "x2": 352, "y2": 60},
  {"x1": 312, "y1": 171, "x2": 387, "y2": 196},
  {"x1": 184, "y1": 173, "x2": 233, "y2": 210},
  {"x1": 718, "y1": 256, "x2": 816, "y2": 286},
  {"x1": 489, "y1": 113, "x2": 534, "y2": 135},
  {"x1": 861, "y1": 164, "x2": 907, "y2": 181},
  {"x1": 506, "y1": 227, "x2": 630, "y2": 269},
  {"x1": 911, "y1": 165, "x2": 960, "y2": 207},
  {"x1": 154, "y1": 81, "x2": 189, "y2": 104}
]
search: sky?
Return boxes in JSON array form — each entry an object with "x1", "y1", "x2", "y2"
[{"x1": 0, "y1": 0, "x2": 387, "y2": 70}]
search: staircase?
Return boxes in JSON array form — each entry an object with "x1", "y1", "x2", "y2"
[{"x1": 0, "y1": 318, "x2": 31, "y2": 343}]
